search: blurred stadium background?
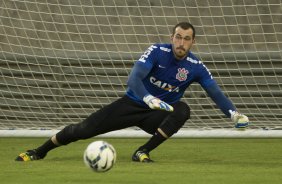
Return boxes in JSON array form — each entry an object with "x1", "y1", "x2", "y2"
[{"x1": 0, "y1": 0, "x2": 281, "y2": 137}]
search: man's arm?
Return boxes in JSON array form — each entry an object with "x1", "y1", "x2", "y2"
[
  {"x1": 127, "y1": 61, "x2": 173, "y2": 111},
  {"x1": 127, "y1": 62, "x2": 151, "y2": 99},
  {"x1": 127, "y1": 61, "x2": 173, "y2": 112},
  {"x1": 204, "y1": 82, "x2": 249, "y2": 128},
  {"x1": 204, "y1": 82, "x2": 235, "y2": 118}
]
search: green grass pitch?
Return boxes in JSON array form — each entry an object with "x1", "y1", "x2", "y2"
[{"x1": 1, "y1": 137, "x2": 282, "y2": 184}]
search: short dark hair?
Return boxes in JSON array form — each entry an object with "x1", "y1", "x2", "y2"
[{"x1": 172, "y1": 22, "x2": 195, "y2": 39}]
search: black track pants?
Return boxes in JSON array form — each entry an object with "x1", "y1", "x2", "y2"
[{"x1": 56, "y1": 95, "x2": 190, "y2": 145}]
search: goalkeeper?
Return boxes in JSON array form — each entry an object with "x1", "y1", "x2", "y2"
[{"x1": 16, "y1": 22, "x2": 249, "y2": 163}]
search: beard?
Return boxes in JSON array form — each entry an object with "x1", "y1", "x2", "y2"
[{"x1": 174, "y1": 47, "x2": 188, "y2": 59}]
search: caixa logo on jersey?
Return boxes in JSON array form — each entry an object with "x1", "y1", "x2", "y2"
[
  {"x1": 150, "y1": 76, "x2": 179, "y2": 92},
  {"x1": 176, "y1": 68, "x2": 189, "y2": 81}
]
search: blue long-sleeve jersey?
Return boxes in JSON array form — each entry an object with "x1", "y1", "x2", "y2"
[{"x1": 126, "y1": 44, "x2": 236, "y2": 118}]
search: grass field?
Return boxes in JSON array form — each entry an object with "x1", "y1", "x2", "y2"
[{"x1": 1, "y1": 137, "x2": 282, "y2": 184}]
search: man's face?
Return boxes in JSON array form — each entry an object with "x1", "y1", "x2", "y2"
[{"x1": 171, "y1": 27, "x2": 195, "y2": 60}]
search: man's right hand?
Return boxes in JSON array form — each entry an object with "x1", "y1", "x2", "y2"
[{"x1": 143, "y1": 94, "x2": 174, "y2": 112}]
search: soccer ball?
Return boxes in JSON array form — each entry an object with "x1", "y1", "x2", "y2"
[{"x1": 83, "y1": 140, "x2": 116, "y2": 172}]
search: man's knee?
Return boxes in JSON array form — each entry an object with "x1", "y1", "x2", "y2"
[
  {"x1": 56, "y1": 121, "x2": 96, "y2": 145},
  {"x1": 159, "y1": 102, "x2": 190, "y2": 137},
  {"x1": 173, "y1": 101, "x2": 190, "y2": 122}
]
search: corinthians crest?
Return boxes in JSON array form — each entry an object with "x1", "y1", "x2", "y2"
[{"x1": 176, "y1": 68, "x2": 189, "y2": 81}]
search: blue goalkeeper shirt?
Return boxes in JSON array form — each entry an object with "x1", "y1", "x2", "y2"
[{"x1": 126, "y1": 44, "x2": 236, "y2": 118}]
